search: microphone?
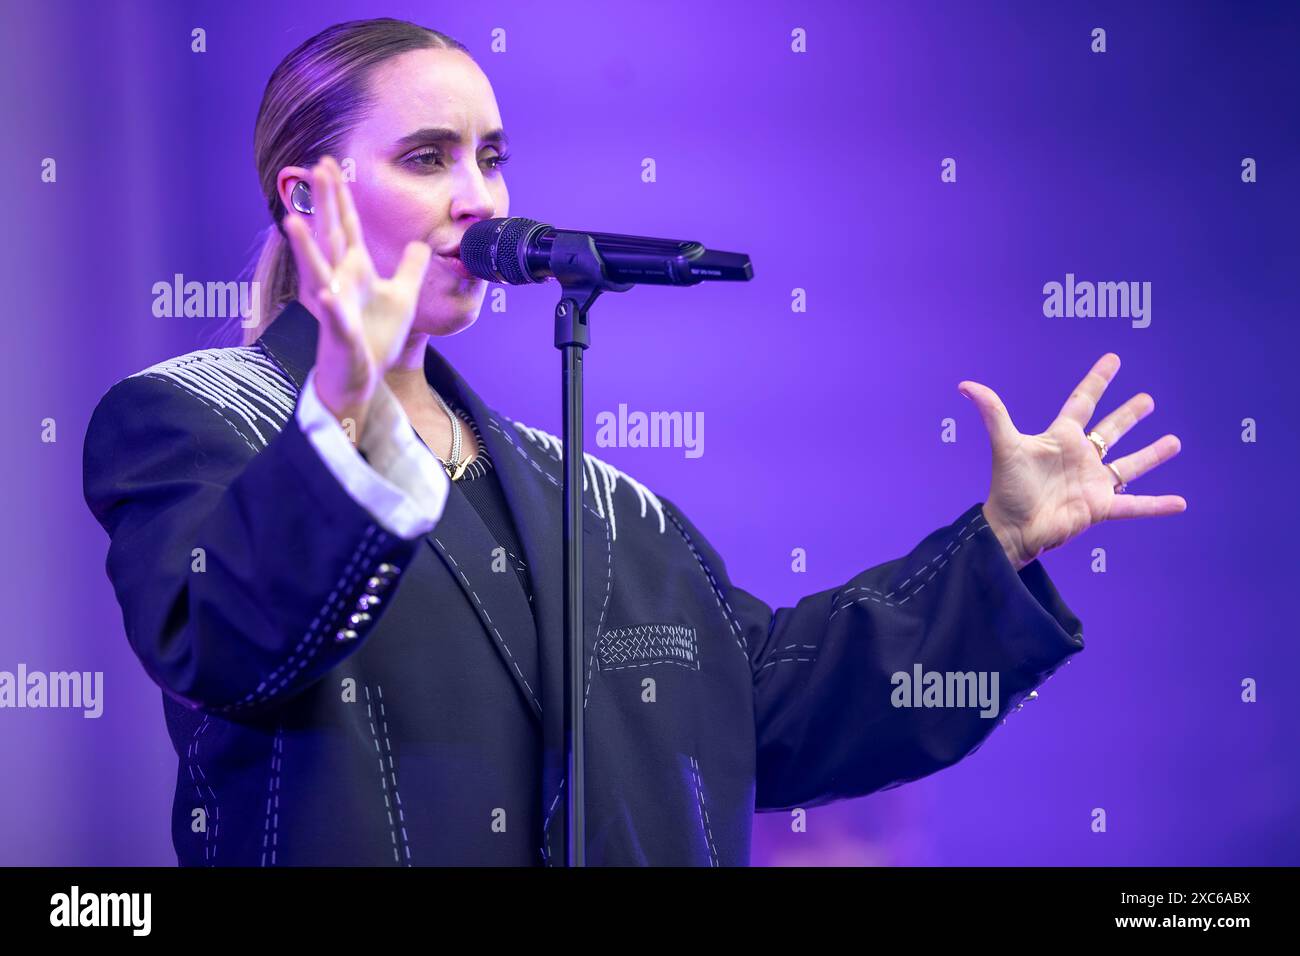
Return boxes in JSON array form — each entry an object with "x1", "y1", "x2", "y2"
[{"x1": 459, "y1": 217, "x2": 753, "y2": 287}]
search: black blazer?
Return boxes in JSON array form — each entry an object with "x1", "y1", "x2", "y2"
[{"x1": 83, "y1": 299, "x2": 1085, "y2": 866}]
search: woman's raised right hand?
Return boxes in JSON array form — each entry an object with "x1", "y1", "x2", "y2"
[{"x1": 283, "y1": 155, "x2": 433, "y2": 437}]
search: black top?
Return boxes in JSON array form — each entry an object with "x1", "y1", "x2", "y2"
[{"x1": 413, "y1": 404, "x2": 535, "y2": 610}]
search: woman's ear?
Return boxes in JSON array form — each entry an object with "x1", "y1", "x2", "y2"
[{"x1": 275, "y1": 166, "x2": 312, "y2": 217}]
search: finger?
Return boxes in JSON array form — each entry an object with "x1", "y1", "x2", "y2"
[
  {"x1": 1107, "y1": 433, "x2": 1181, "y2": 485},
  {"x1": 332, "y1": 157, "x2": 365, "y2": 249},
  {"x1": 1089, "y1": 390, "x2": 1155, "y2": 450},
  {"x1": 327, "y1": 158, "x2": 350, "y2": 263},
  {"x1": 958, "y1": 380, "x2": 1019, "y2": 450},
  {"x1": 315, "y1": 159, "x2": 345, "y2": 265},
  {"x1": 1057, "y1": 352, "x2": 1121, "y2": 428},
  {"x1": 325, "y1": 156, "x2": 363, "y2": 263},
  {"x1": 315, "y1": 286, "x2": 357, "y2": 344},
  {"x1": 1107, "y1": 494, "x2": 1188, "y2": 520},
  {"x1": 284, "y1": 212, "x2": 332, "y2": 291},
  {"x1": 393, "y1": 240, "x2": 434, "y2": 289}
]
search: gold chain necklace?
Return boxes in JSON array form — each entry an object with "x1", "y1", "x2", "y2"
[{"x1": 428, "y1": 385, "x2": 473, "y2": 481}]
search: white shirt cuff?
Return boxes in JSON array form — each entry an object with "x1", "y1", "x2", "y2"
[{"x1": 295, "y1": 368, "x2": 450, "y2": 539}]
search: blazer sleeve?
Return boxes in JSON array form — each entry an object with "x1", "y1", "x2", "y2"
[
  {"x1": 657, "y1": 496, "x2": 1085, "y2": 812},
  {"x1": 82, "y1": 370, "x2": 441, "y2": 719},
  {"x1": 296, "y1": 368, "x2": 450, "y2": 537}
]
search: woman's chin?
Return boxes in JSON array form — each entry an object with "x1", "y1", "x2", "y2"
[{"x1": 413, "y1": 308, "x2": 480, "y2": 339}]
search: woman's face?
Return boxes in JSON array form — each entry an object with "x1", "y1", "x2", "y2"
[{"x1": 283, "y1": 47, "x2": 510, "y2": 337}]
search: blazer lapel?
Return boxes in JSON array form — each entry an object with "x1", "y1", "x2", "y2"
[
  {"x1": 421, "y1": 343, "x2": 615, "y2": 756},
  {"x1": 420, "y1": 481, "x2": 543, "y2": 722}
]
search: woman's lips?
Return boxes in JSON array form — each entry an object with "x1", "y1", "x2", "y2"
[{"x1": 437, "y1": 251, "x2": 477, "y2": 280}]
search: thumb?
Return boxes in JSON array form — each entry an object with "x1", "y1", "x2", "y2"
[
  {"x1": 394, "y1": 240, "x2": 434, "y2": 289},
  {"x1": 958, "y1": 380, "x2": 1019, "y2": 449}
]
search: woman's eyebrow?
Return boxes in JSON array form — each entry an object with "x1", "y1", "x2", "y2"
[{"x1": 391, "y1": 127, "x2": 510, "y2": 152}]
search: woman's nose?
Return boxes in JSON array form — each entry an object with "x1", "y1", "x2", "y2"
[{"x1": 450, "y1": 166, "x2": 497, "y2": 220}]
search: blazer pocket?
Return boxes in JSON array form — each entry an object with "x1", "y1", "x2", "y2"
[{"x1": 596, "y1": 624, "x2": 700, "y2": 673}]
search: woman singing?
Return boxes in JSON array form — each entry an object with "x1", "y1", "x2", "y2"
[{"x1": 82, "y1": 17, "x2": 1185, "y2": 866}]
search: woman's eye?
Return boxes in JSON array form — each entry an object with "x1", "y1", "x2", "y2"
[
  {"x1": 407, "y1": 148, "x2": 443, "y2": 168},
  {"x1": 405, "y1": 149, "x2": 511, "y2": 172}
]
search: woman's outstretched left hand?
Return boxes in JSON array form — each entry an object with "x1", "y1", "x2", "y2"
[{"x1": 959, "y1": 352, "x2": 1186, "y2": 571}]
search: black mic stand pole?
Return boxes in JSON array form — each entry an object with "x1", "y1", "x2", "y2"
[{"x1": 550, "y1": 233, "x2": 633, "y2": 867}]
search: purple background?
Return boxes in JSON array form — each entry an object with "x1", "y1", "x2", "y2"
[{"x1": 3, "y1": 0, "x2": 1297, "y2": 866}]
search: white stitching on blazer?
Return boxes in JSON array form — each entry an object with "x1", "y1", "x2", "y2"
[
  {"x1": 688, "y1": 754, "x2": 719, "y2": 867},
  {"x1": 827, "y1": 513, "x2": 989, "y2": 621},
  {"x1": 365, "y1": 684, "x2": 412, "y2": 865},
  {"x1": 508, "y1": 420, "x2": 666, "y2": 541},
  {"x1": 128, "y1": 345, "x2": 297, "y2": 449},
  {"x1": 502, "y1": 419, "x2": 750, "y2": 674},
  {"x1": 260, "y1": 725, "x2": 283, "y2": 866},
  {"x1": 596, "y1": 624, "x2": 700, "y2": 671},
  {"x1": 187, "y1": 716, "x2": 220, "y2": 864},
  {"x1": 119, "y1": 345, "x2": 399, "y2": 715},
  {"x1": 582, "y1": 515, "x2": 615, "y2": 709},
  {"x1": 483, "y1": 419, "x2": 606, "y2": 527},
  {"x1": 434, "y1": 537, "x2": 542, "y2": 712},
  {"x1": 215, "y1": 525, "x2": 385, "y2": 715},
  {"x1": 662, "y1": 508, "x2": 748, "y2": 660}
]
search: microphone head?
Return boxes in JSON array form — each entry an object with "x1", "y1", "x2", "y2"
[{"x1": 461, "y1": 217, "x2": 548, "y2": 284}]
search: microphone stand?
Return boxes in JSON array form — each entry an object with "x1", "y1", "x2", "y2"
[{"x1": 550, "y1": 232, "x2": 632, "y2": 866}]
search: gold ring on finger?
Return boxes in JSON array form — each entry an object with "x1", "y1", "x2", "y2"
[
  {"x1": 1086, "y1": 430, "x2": 1108, "y2": 460},
  {"x1": 1105, "y1": 461, "x2": 1127, "y2": 493}
]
